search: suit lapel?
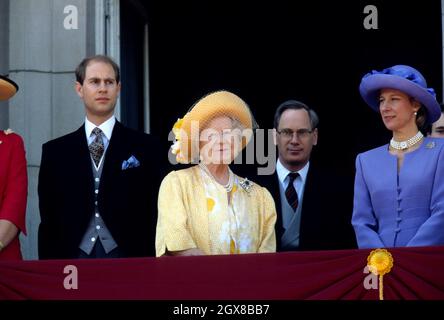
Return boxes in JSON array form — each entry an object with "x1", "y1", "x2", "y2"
[
  {"x1": 269, "y1": 172, "x2": 283, "y2": 245},
  {"x1": 100, "y1": 121, "x2": 125, "y2": 188},
  {"x1": 74, "y1": 124, "x2": 94, "y2": 183},
  {"x1": 299, "y1": 166, "x2": 316, "y2": 249},
  {"x1": 72, "y1": 125, "x2": 95, "y2": 220}
]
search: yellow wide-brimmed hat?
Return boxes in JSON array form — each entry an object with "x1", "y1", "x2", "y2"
[
  {"x1": 0, "y1": 75, "x2": 19, "y2": 101},
  {"x1": 172, "y1": 90, "x2": 254, "y2": 163}
]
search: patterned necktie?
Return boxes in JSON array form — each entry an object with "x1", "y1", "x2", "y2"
[
  {"x1": 285, "y1": 172, "x2": 299, "y2": 212},
  {"x1": 89, "y1": 127, "x2": 104, "y2": 167}
]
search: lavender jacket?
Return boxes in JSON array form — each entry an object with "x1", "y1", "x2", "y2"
[{"x1": 352, "y1": 137, "x2": 444, "y2": 248}]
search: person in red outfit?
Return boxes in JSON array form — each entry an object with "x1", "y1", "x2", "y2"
[{"x1": 0, "y1": 75, "x2": 27, "y2": 260}]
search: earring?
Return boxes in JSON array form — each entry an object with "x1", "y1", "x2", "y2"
[{"x1": 414, "y1": 112, "x2": 418, "y2": 116}]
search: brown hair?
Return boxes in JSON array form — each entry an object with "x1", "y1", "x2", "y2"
[
  {"x1": 273, "y1": 100, "x2": 319, "y2": 130},
  {"x1": 409, "y1": 97, "x2": 427, "y2": 132},
  {"x1": 75, "y1": 55, "x2": 120, "y2": 84}
]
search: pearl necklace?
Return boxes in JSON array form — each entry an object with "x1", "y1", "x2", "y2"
[
  {"x1": 199, "y1": 163, "x2": 234, "y2": 193},
  {"x1": 390, "y1": 131, "x2": 424, "y2": 150}
]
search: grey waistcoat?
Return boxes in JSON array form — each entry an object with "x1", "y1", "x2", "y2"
[{"x1": 79, "y1": 155, "x2": 118, "y2": 254}]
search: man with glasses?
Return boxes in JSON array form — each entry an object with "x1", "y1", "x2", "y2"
[{"x1": 255, "y1": 100, "x2": 356, "y2": 251}]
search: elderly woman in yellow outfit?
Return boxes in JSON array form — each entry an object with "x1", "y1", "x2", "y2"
[{"x1": 156, "y1": 90, "x2": 276, "y2": 256}]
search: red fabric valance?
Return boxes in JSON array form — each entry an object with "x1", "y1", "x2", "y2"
[{"x1": 0, "y1": 246, "x2": 443, "y2": 300}]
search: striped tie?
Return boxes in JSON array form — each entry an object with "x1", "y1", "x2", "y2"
[{"x1": 285, "y1": 172, "x2": 299, "y2": 212}]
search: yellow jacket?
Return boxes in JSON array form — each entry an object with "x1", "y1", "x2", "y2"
[{"x1": 156, "y1": 165, "x2": 276, "y2": 256}]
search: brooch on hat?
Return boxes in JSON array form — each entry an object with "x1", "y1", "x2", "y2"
[{"x1": 239, "y1": 178, "x2": 253, "y2": 194}]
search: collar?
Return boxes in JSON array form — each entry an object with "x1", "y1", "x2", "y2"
[
  {"x1": 85, "y1": 116, "x2": 116, "y2": 140},
  {"x1": 276, "y1": 158, "x2": 310, "y2": 185}
]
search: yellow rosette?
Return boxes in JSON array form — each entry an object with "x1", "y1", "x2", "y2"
[{"x1": 367, "y1": 249, "x2": 394, "y2": 300}]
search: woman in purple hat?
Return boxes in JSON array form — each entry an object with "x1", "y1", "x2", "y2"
[
  {"x1": 0, "y1": 75, "x2": 27, "y2": 260},
  {"x1": 353, "y1": 65, "x2": 444, "y2": 248}
]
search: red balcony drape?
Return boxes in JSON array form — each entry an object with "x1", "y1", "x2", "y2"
[{"x1": 0, "y1": 246, "x2": 443, "y2": 300}]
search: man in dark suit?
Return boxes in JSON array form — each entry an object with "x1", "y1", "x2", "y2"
[
  {"x1": 254, "y1": 100, "x2": 356, "y2": 251},
  {"x1": 38, "y1": 55, "x2": 164, "y2": 259}
]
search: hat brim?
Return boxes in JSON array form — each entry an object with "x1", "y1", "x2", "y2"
[
  {"x1": 359, "y1": 74, "x2": 441, "y2": 124},
  {"x1": 179, "y1": 91, "x2": 253, "y2": 162},
  {"x1": 0, "y1": 76, "x2": 19, "y2": 101}
]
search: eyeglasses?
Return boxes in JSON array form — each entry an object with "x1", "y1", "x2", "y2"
[{"x1": 276, "y1": 128, "x2": 313, "y2": 140}]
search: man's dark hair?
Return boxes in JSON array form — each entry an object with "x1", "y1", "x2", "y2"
[
  {"x1": 75, "y1": 55, "x2": 120, "y2": 84},
  {"x1": 273, "y1": 100, "x2": 319, "y2": 130}
]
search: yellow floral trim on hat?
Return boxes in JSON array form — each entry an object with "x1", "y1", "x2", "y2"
[
  {"x1": 367, "y1": 249, "x2": 394, "y2": 300},
  {"x1": 172, "y1": 118, "x2": 183, "y2": 137},
  {"x1": 4, "y1": 128, "x2": 14, "y2": 135},
  {"x1": 171, "y1": 118, "x2": 185, "y2": 161}
]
